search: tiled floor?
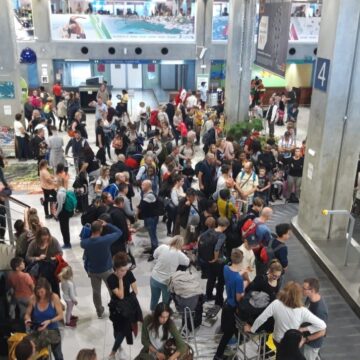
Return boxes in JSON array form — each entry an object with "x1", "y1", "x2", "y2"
[{"x1": 4, "y1": 104, "x2": 322, "y2": 360}]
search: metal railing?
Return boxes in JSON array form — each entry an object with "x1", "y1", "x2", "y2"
[{"x1": 0, "y1": 196, "x2": 31, "y2": 245}]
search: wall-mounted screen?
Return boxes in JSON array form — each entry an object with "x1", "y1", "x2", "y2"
[{"x1": 50, "y1": 0, "x2": 196, "y2": 41}]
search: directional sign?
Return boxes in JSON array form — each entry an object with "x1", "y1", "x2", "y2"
[{"x1": 314, "y1": 57, "x2": 330, "y2": 92}]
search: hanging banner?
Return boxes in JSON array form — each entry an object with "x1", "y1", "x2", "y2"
[{"x1": 255, "y1": 0, "x2": 292, "y2": 77}]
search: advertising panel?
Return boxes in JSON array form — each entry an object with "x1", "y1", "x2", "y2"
[
  {"x1": 50, "y1": 0, "x2": 196, "y2": 41},
  {"x1": 289, "y1": 2, "x2": 322, "y2": 41},
  {"x1": 255, "y1": 0, "x2": 292, "y2": 77},
  {"x1": 212, "y1": 0, "x2": 229, "y2": 41}
]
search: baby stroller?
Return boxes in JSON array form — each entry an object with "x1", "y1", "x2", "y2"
[{"x1": 168, "y1": 267, "x2": 204, "y2": 333}]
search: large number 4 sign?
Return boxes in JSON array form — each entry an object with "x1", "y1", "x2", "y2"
[{"x1": 314, "y1": 58, "x2": 330, "y2": 92}]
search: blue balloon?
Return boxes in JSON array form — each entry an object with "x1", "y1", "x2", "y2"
[{"x1": 20, "y1": 48, "x2": 37, "y2": 64}]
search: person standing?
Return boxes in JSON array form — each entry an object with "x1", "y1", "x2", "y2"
[
  {"x1": 198, "y1": 81, "x2": 207, "y2": 109},
  {"x1": 287, "y1": 148, "x2": 304, "y2": 201},
  {"x1": 214, "y1": 249, "x2": 245, "y2": 360},
  {"x1": 48, "y1": 128, "x2": 65, "y2": 170},
  {"x1": 89, "y1": 96, "x2": 107, "y2": 122},
  {"x1": 57, "y1": 96, "x2": 67, "y2": 132},
  {"x1": 150, "y1": 236, "x2": 190, "y2": 311},
  {"x1": 96, "y1": 83, "x2": 109, "y2": 104},
  {"x1": 198, "y1": 153, "x2": 217, "y2": 198},
  {"x1": 14, "y1": 113, "x2": 29, "y2": 161},
  {"x1": 138, "y1": 180, "x2": 160, "y2": 261},
  {"x1": 95, "y1": 119, "x2": 107, "y2": 165},
  {"x1": 55, "y1": 177, "x2": 73, "y2": 249},
  {"x1": 52, "y1": 81, "x2": 63, "y2": 105},
  {"x1": 80, "y1": 220, "x2": 122, "y2": 318},
  {"x1": 265, "y1": 97, "x2": 278, "y2": 138},
  {"x1": 39, "y1": 160, "x2": 57, "y2": 219},
  {"x1": 24, "y1": 278, "x2": 64, "y2": 360},
  {"x1": 65, "y1": 130, "x2": 88, "y2": 173},
  {"x1": 107, "y1": 252, "x2": 140, "y2": 360},
  {"x1": 301, "y1": 278, "x2": 328, "y2": 360}
]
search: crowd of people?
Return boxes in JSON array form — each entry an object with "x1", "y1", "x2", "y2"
[{"x1": 0, "y1": 79, "x2": 328, "y2": 360}]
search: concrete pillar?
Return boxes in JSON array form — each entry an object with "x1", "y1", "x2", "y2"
[
  {"x1": 32, "y1": 0, "x2": 54, "y2": 88},
  {"x1": 0, "y1": 0, "x2": 22, "y2": 126},
  {"x1": 195, "y1": 0, "x2": 212, "y2": 89},
  {"x1": 296, "y1": 0, "x2": 360, "y2": 240},
  {"x1": 32, "y1": 0, "x2": 52, "y2": 42},
  {"x1": 224, "y1": 0, "x2": 256, "y2": 124}
]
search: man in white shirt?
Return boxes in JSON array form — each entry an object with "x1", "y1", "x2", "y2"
[
  {"x1": 198, "y1": 82, "x2": 208, "y2": 109},
  {"x1": 186, "y1": 90, "x2": 198, "y2": 109},
  {"x1": 265, "y1": 97, "x2": 278, "y2": 138},
  {"x1": 14, "y1": 113, "x2": 27, "y2": 161}
]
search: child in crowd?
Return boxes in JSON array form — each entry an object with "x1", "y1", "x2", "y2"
[
  {"x1": 59, "y1": 265, "x2": 78, "y2": 327},
  {"x1": 271, "y1": 166, "x2": 286, "y2": 201},
  {"x1": 7, "y1": 257, "x2": 34, "y2": 319},
  {"x1": 255, "y1": 166, "x2": 271, "y2": 205},
  {"x1": 239, "y1": 236, "x2": 257, "y2": 282}
]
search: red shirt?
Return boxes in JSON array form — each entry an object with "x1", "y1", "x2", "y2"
[
  {"x1": 7, "y1": 271, "x2": 34, "y2": 299},
  {"x1": 52, "y1": 84, "x2": 62, "y2": 97}
]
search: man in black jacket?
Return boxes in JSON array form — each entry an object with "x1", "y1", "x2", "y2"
[
  {"x1": 138, "y1": 180, "x2": 160, "y2": 261},
  {"x1": 108, "y1": 196, "x2": 129, "y2": 256},
  {"x1": 109, "y1": 154, "x2": 129, "y2": 183}
]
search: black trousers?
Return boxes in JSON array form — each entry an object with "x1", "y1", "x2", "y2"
[
  {"x1": 268, "y1": 120, "x2": 275, "y2": 138},
  {"x1": 206, "y1": 262, "x2": 225, "y2": 306},
  {"x1": 42, "y1": 189, "x2": 57, "y2": 217},
  {"x1": 96, "y1": 147, "x2": 106, "y2": 165},
  {"x1": 215, "y1": 304, "x2": 238, "y2": 357},
  {"x1": 58, "y1": 209, "x2": 71, "y2": 246}
]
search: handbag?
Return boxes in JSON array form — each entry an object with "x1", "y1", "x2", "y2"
[{"x1": 164, "y1": 339, "x2": 194, "y2": 360}]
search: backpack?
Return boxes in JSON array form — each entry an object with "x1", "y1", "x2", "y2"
[
  {"x1": 103, "y1": 183, "x2": 119, "y2": 200},
  {"x1": 202, "y1": 129, "x2": 212, "y2": 146},
  {"x1": 150, "y1": 110, "x2": 159, "y2": 126},
  {"x1": 153, "y1": 196, "x2": 166, "y2": 217},
  {"x1": 64, "y1": 190, "x2": 77, "y2": 214},
  {"x1": 241, "y1": 218, "x2": 257, "y2": 240},
  {"x1": 260, "y1": 236, "x2": 285, "y2": 264},
  {"x1": 80, "y1": 223, "x2": 91, "y2": 240},
  {"x1": 198, "y1": 229, "x2": 219, "y2": 262}
]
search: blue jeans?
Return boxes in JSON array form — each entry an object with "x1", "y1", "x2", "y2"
[
  {"x1": 150, "y1": 277, "x2": 170, "y2": 311},
  {"x1": 144, "y1": 216, "x2": 159, "y2": 251}
]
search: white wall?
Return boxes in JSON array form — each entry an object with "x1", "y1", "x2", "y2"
[{"x1": 110, "y1": 64, "x2": 126, "y2": 89}]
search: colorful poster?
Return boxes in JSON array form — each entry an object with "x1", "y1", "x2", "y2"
[
  {"x1": 255, "y1": 0, "x2": 292, "y2": 77},
  {"x1": 212, "y1": 0, "x2": 229, "y2": 41},
  {"x1": 0, "y1": 82, "x2": 15, "y2": 99},
  {"x1": 0, "y1": 126, "x2": 15, "y2": 158},
  {"x1": 50, "y1": 0, "x2": 196, "y2": 41},
  {"x1": 289, "y1": 2, "x2": 321, "y2": 41},
  {"x1": 289, "y1": 17, "x2": 321, "y2": 41}
]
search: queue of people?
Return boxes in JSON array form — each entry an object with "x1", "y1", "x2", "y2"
[{"x1": 1, "y1": 81, "x2": 328, "y2": 360}]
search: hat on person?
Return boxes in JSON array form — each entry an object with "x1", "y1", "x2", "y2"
[{"x1": 244, "y1": 233, "x2": 258, "y2": 246}]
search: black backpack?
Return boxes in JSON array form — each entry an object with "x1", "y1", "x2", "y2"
[{"x1": 198, "y1": 229, "x2": 219, "y2": 262}]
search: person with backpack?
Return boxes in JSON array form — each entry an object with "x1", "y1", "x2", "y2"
[
  {"x1": 261, "y1": 223, "x2": 291, "y2": 271},
  {"x1": 56, "y1": 177, "x2": 77, "y2": 249},
  {"x1": 198, "y1": 217, "x2": 230, "y2": 306},
  {"x1": 138, "y1": 180, "x2": 164, "y2": 262},
  {"x1": 80, "y1": 220, "x2": 122, "y2": 319},
  {"x1": 213, "y1": 248, "x2": 245, "y2": 360},
  {"x1": 235, "y1": 161, "x2": 258, "y2": 213}
]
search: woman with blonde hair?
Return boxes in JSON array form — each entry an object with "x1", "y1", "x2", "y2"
[
  {"x1": 95, "y1": 166, "x2": 110, "y2": 195},
  {"x1": 149, "y1": 236, "x2": 190, "y2": 311},
  {"x1": 245, "y1": 281, "x2": 327, "y2": 347}
]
